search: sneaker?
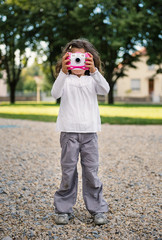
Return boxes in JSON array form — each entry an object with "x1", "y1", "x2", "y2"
[
  {"x1": 93, "y1": 213, "x2": 107, "y2": 225},
  {"x1": 54, "y1": 213, "x2": 69, "y2": 225}
]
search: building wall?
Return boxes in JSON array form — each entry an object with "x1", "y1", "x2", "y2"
[
  {"x1": 154, "y1": 76, "x2": 162, "y2": 100},
  {"x1": 0, "y1": 71, "x2": 7, "y2": 97},
  {"x1": 116, "y1": 56, "x2": 162, "y2": 102}
]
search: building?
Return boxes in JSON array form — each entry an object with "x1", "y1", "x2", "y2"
[
  {"x1": 115, "y1": 48, "x2": 162, "y2": 103},
  {"x1": 0, "y1": 71, "x2": 7, "y2": 97}
]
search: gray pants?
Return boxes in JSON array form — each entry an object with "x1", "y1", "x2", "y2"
[{"x1": 54, "y1": 132, "x2": 108, "y2": 215}]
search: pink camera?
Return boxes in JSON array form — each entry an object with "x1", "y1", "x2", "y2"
[{"x1": 67, "y1": 52, "x2": 90, "y2": 70}]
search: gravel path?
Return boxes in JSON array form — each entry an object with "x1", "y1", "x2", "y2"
[{"x1": 0, "y1": 118, "x2": 161, "y2": 240}]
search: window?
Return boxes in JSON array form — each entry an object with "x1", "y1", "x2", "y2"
[{"x1": 131, "y1": 79, "x2": 140, "y2": 91}]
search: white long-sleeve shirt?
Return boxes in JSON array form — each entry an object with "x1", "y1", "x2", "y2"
[{"x1": 51, "y1": 69, "x2": 110, "y2": 132}]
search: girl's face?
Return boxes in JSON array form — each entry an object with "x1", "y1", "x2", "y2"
[{"x1": 71, "y1": 48, "x2": 86, "y2": 77}]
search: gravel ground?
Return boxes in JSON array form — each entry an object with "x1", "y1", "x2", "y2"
[{"x1": 0, "y1": 118, "x2": 161, "y2": 240}]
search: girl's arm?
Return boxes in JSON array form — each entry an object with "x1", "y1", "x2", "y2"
[
  {"x1": 91, "y1": 69, "x2": 110, "y2": 95},
  {"x1": 51, "y1": 70, "x2": 67, "y2": 99},
  {"x1": 51, "y1": 53, "x2": 70, "y2": 99},
  {"x1": 85, "y1": 53, "x2": 110, "y2": 95}
]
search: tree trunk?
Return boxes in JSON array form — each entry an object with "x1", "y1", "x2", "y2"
[
  {"x1": 9, "y1": 82, "x2": 16, "y2": 104},
  {"x1": 105, "y1": 69, "x2": 115, "y2": 104},
  {"x1": 108, "y1": 86, "x2": 114, "y2": 104}
]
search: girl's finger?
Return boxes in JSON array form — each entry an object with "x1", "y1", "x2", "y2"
[
  {"x1": 85, "y1": 60, "x2": 94, "y2": 65},
  {"x1": 65, "y1": 63, "x2": 71, "y2": 66},
  {"x1": 86, "y1": 56, "x2": 93, "y2": 63},
  {"x1": 63, "y1": 52, "x2": 69, "y2": 60},
  {"x1": 87, "y1": 52, "x2": 93, "y2": 58},
  {"x1": 65, "y1": 59, "x2": 70, "y2": 63},
  {"x1": 85, "y1": 64, "x2": 92, "y2": 68},
  {"x1": 86, "y1": 58, "x2": 92, "y2": 62}
]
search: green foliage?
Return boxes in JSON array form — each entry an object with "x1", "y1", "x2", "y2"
[
  {"x1": 23, "y1": 77, "x2": 37, "y2": 92},
  {"x1": 140, "y1": 0, "x2": 162, "y2": 73},
  {"x1": 16, "y1": 61, "x2": 45, "y2": 92}
]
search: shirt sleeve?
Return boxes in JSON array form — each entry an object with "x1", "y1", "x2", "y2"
[
  {"x1": 90, "y1": 68, "x2": 110, "y2": 95},
  {"x1": 51, "y1": 70, "x2": 67, "y2": 99}
]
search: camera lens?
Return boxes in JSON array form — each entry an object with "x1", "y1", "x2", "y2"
[{"x1": 75, "y1": 58, "x2": 80, "y2": 63}]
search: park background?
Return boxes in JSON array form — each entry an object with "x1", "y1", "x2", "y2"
[{"x1": 0, "y1": 0, "x2": 162, "y2": 124}]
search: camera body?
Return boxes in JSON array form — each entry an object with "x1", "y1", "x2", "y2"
[{"x1": 67, "y1": 52, "x2": 90, "y2": 70}]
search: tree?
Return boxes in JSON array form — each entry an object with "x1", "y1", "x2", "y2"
[
  {"x1": 22, "y1": 0, "x2": 147, "y2": 104},
  {"x1": 140, "y1": 0, "x2": 162, "y2": 75},
  {"x1": 0, "y1": 0, "x2": 37, "y2": 103},
  {"x1": 70, "y1": 0, "x2": 162, "y2": 103},
  {"x1": 3, "y1": 0, "x2": 161, "y2": 104},
  {"x1": 70, "y1": 0, "x2": 146, "y2": 103},
  {"x1": 13, "y1": 0, "x2": 81, "y2": 103},
  {"x1": 31, "y1": 0, "x2": 144, "y2": 104},
  {"x1": 8, "y1": 0, "x2": 146, "y2": 104}
]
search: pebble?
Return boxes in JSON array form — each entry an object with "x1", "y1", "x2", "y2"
[
  {"x1": 0, "y1": 188, "x2": 7, "y2": 194},
  {"x1": 2, "y1": 237, "x2": 13, "y2": 240},
  {"x1": 0, "y1": 118, "x2": 161, "y2": 239}
]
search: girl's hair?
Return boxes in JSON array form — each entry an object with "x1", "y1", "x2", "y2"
[{"x1": 55, "y1": 38, "x2": 103, "y2": 76}]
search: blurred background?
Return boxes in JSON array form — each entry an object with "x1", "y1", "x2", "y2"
[{"x1": 0, "y1": 0, "x2": 161, "y2": 105}]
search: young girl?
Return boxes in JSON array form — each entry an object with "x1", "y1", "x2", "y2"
[{"x1": 51, "y1": 39, "x2": 110, "y2": 225}]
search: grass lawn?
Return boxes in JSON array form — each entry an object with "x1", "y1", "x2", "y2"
[{"x1": 0, "y1": 102, "x2": 162, "y2": 124}]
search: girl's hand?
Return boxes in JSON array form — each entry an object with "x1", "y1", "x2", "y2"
[
  {"x1": 62, "y1": 52, "x2": 70, "y2": 74},
  {"x1": 85, "y1": 52, "x2": 96, "y2": 73}
]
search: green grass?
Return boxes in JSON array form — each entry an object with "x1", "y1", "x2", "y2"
[
  {"x1": 99, "y1": 103, "x2": 162, "y2": 124},
  {"x1": 0, "y1": 102, "x2": 162, "y2": 125}
]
